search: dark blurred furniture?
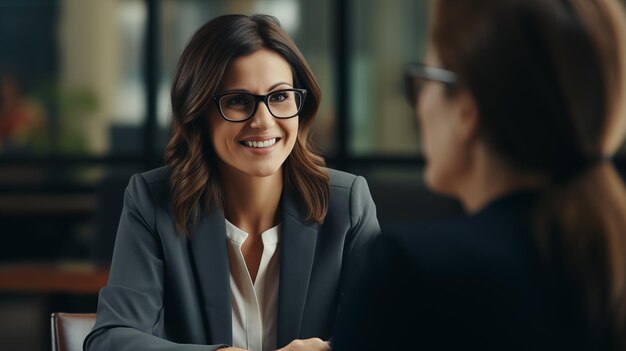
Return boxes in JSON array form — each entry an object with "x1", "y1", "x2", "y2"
[
  {"x1": 0, "y1": 188, "x2": 97, "y2": 262},
  {"x1": 93, "y1": 173, "x2": 129, "y2": 264},
  {"x1": 50, "y1": 313, "x2": 96, "y2": 351},
  {"x1": 0, "y1": 263, "x2": 108, "y2": 294},
  {"x1": 0, "y1": 264, "x2": 105, "y2": 351}
]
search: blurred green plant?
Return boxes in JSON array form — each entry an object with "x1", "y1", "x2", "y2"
[
  {"x1": 58, "y1": 86, "x2": 100, "y2": 154},
  {"x1": 31, "y1": 81, "x2": 100, "y2": 155}
]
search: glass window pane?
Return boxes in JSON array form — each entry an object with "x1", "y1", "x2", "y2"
[
  {"x1": 157, "y1": 0, "x2": 336, "y2": 154},
  {"x1": 349, "y1": 0, "x2": 429, "y2": 156}
]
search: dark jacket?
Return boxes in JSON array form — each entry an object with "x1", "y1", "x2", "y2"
[
  {"x1": 84, "y1": 167, "x2": 380, "y2": 351},
  {"x1": 333, "y1": 191, "x2": 584, "y2": 351}
]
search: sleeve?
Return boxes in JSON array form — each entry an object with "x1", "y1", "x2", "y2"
[
  {"x1": 336, "y1": 176, "x2": 382, "y2": 317},
  {"x1": 83, "y1": 174, "x2": 227, "y2": 351}
]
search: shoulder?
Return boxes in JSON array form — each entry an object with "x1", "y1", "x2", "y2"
[
  {"x1": 380, "y1": 207, "x2": 535, "y2": 275},
  {"x1": 125, "y1": 166, "x2": 170, "y2": 208},
  {"x1": 328, "y1": 168, "x2": 360, "y2": 190},
  {"x1": 380, "y1": 220, "x2": 465, "y2": 266},
  {"x1": 324, "y1": 169, "x2": 378, "y2": 233},
  {"x1": 327, "y1": 168, "x2": 372, "y2": 199},
  {"x1": 139, "y1": 166, "x2": 170, "y2": 185},
  {"x1": 326, "y1": 168, "x2": 373, "y2": 207}
]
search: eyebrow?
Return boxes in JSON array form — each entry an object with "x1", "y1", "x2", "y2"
[
  {"x1": 268, "y1": 82, "x2": 293, "y2": 91},
  {"x1": 219, "y1": 82, "x2": 294, "y2": 94}
]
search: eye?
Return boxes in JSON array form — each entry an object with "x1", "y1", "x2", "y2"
[
  {"x1": 269, "y1": 91, "x2": 291, "y2": 103},
  {"x1": 223, "y1": 94, "x2": 250, "y2": 107}
]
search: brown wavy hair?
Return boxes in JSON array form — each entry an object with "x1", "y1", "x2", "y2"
[
  {"x1": 164, "y1": 14, "x2": 329, "y2": 235},
  {"x1": 432, "y1": 0, "x2": 626, "y2": 348}
]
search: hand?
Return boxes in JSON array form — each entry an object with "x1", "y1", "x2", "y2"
[{"x1": 277, "y1": 338, "x2": 331, "y2": 351}]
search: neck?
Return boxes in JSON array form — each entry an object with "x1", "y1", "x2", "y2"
[
  {"x1": 220, "y1": 165, "x2": 283, "y2": 236},
  {"x1": 456, "y1": 145, "x2": 546, "y2": 214}
]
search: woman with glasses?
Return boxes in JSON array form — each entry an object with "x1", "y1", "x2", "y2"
[
  {"x1": 85, "y1": 14, "x2": 379, "y2": 351},
  {"x1": 334, "y1": 0, "x2": 626, "y2": 350}
]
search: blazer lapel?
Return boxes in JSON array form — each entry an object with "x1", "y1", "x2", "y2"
[
  {"x1": 277, "y1": 190, "x2": 319, "y2": 347},
  {"x1": 189, "y1": 209, "x2": 232, "y2": 346}
]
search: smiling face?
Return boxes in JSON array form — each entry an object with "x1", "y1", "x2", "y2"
[{"x1": 208, "y1": 48, "x2": 299, "y2": 179}]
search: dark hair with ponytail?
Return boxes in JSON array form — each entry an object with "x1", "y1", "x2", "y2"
[{"x1": 432, "y1": 0, "x2": 626, "y2": 348}]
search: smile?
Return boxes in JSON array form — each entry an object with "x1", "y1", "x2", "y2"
[{"x1": 239, "y1": 138, "x2": 279, "y2": 149}]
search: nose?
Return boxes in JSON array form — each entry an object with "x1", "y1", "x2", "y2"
[{"x1": 249, "y1": 101, "x2": 276, "y2": 129}]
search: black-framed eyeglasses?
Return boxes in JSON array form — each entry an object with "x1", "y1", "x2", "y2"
[
  {"x1": 404, "y1": 63, "x2": 458, "y2": 107},
  {"x1": 212, "y1": 88, "x2": 307, "y2": 122}
]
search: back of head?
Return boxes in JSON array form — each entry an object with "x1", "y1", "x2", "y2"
[{"x1": 431, "y1": 0, "x2": 626, "y2": 348}]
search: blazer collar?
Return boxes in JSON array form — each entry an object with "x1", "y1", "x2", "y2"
[
  {"x1": 276, "y1": 188, "x2": 319, "y2": 347},
  {"x1": 189, "y1": 208, "x2": 232, "y2": 346}
]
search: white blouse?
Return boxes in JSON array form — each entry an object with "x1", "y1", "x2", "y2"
[{"x1": 225, "y1": 219, "x2": 280, "y2": 351}]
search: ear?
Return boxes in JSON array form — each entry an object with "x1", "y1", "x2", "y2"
[{"x1": 455, "y1": 90, "x2": 480, "y2": 144}]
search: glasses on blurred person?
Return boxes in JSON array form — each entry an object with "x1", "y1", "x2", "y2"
[
  {"x1": 404, "y1": 63, "x2": 458, "y2": 107},
  {"x1": 212, "y1": 88, "x2": 307, "y2": 122}
]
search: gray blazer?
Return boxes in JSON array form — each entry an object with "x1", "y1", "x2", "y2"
[{"x1": 84, "y1": 166, "x2": 380, "y2": 351}]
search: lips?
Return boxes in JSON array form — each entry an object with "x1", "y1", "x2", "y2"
[{"x1": 239, "y1": 137, "x2": 280, "y2": 149}]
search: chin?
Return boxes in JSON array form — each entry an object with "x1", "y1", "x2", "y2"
[
  {"x1": 248, "y1": 169, "x2": 280, "y2": 178},
  {"x1": 424, "y1": 166, "x2": 450, "y2": 195},
  {"x1": 424, "y1": 172, "x2": 440, "y2": 192},
  {"x1": 428, "y1": 179, "x2": 461, "y2": 205},
  {"x1": 243, "y1": 164, "x2": 283, "y2": 178}
]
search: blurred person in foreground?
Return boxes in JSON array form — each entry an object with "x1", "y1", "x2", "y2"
[
  {"x1": 84, "y1": 14, "x2": 379, "y2": 351},
  {"x1": 333, "y1": 0, "x2": 626, "y2": 350}
]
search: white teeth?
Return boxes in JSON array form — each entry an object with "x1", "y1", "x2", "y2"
[{"x1": 244, "y1": 138, "x2": 277, "y2": 148}]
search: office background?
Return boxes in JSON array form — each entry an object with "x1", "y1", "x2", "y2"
[{"x1": 1, "y1": 0, "x2": 625, "y2": 350}]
